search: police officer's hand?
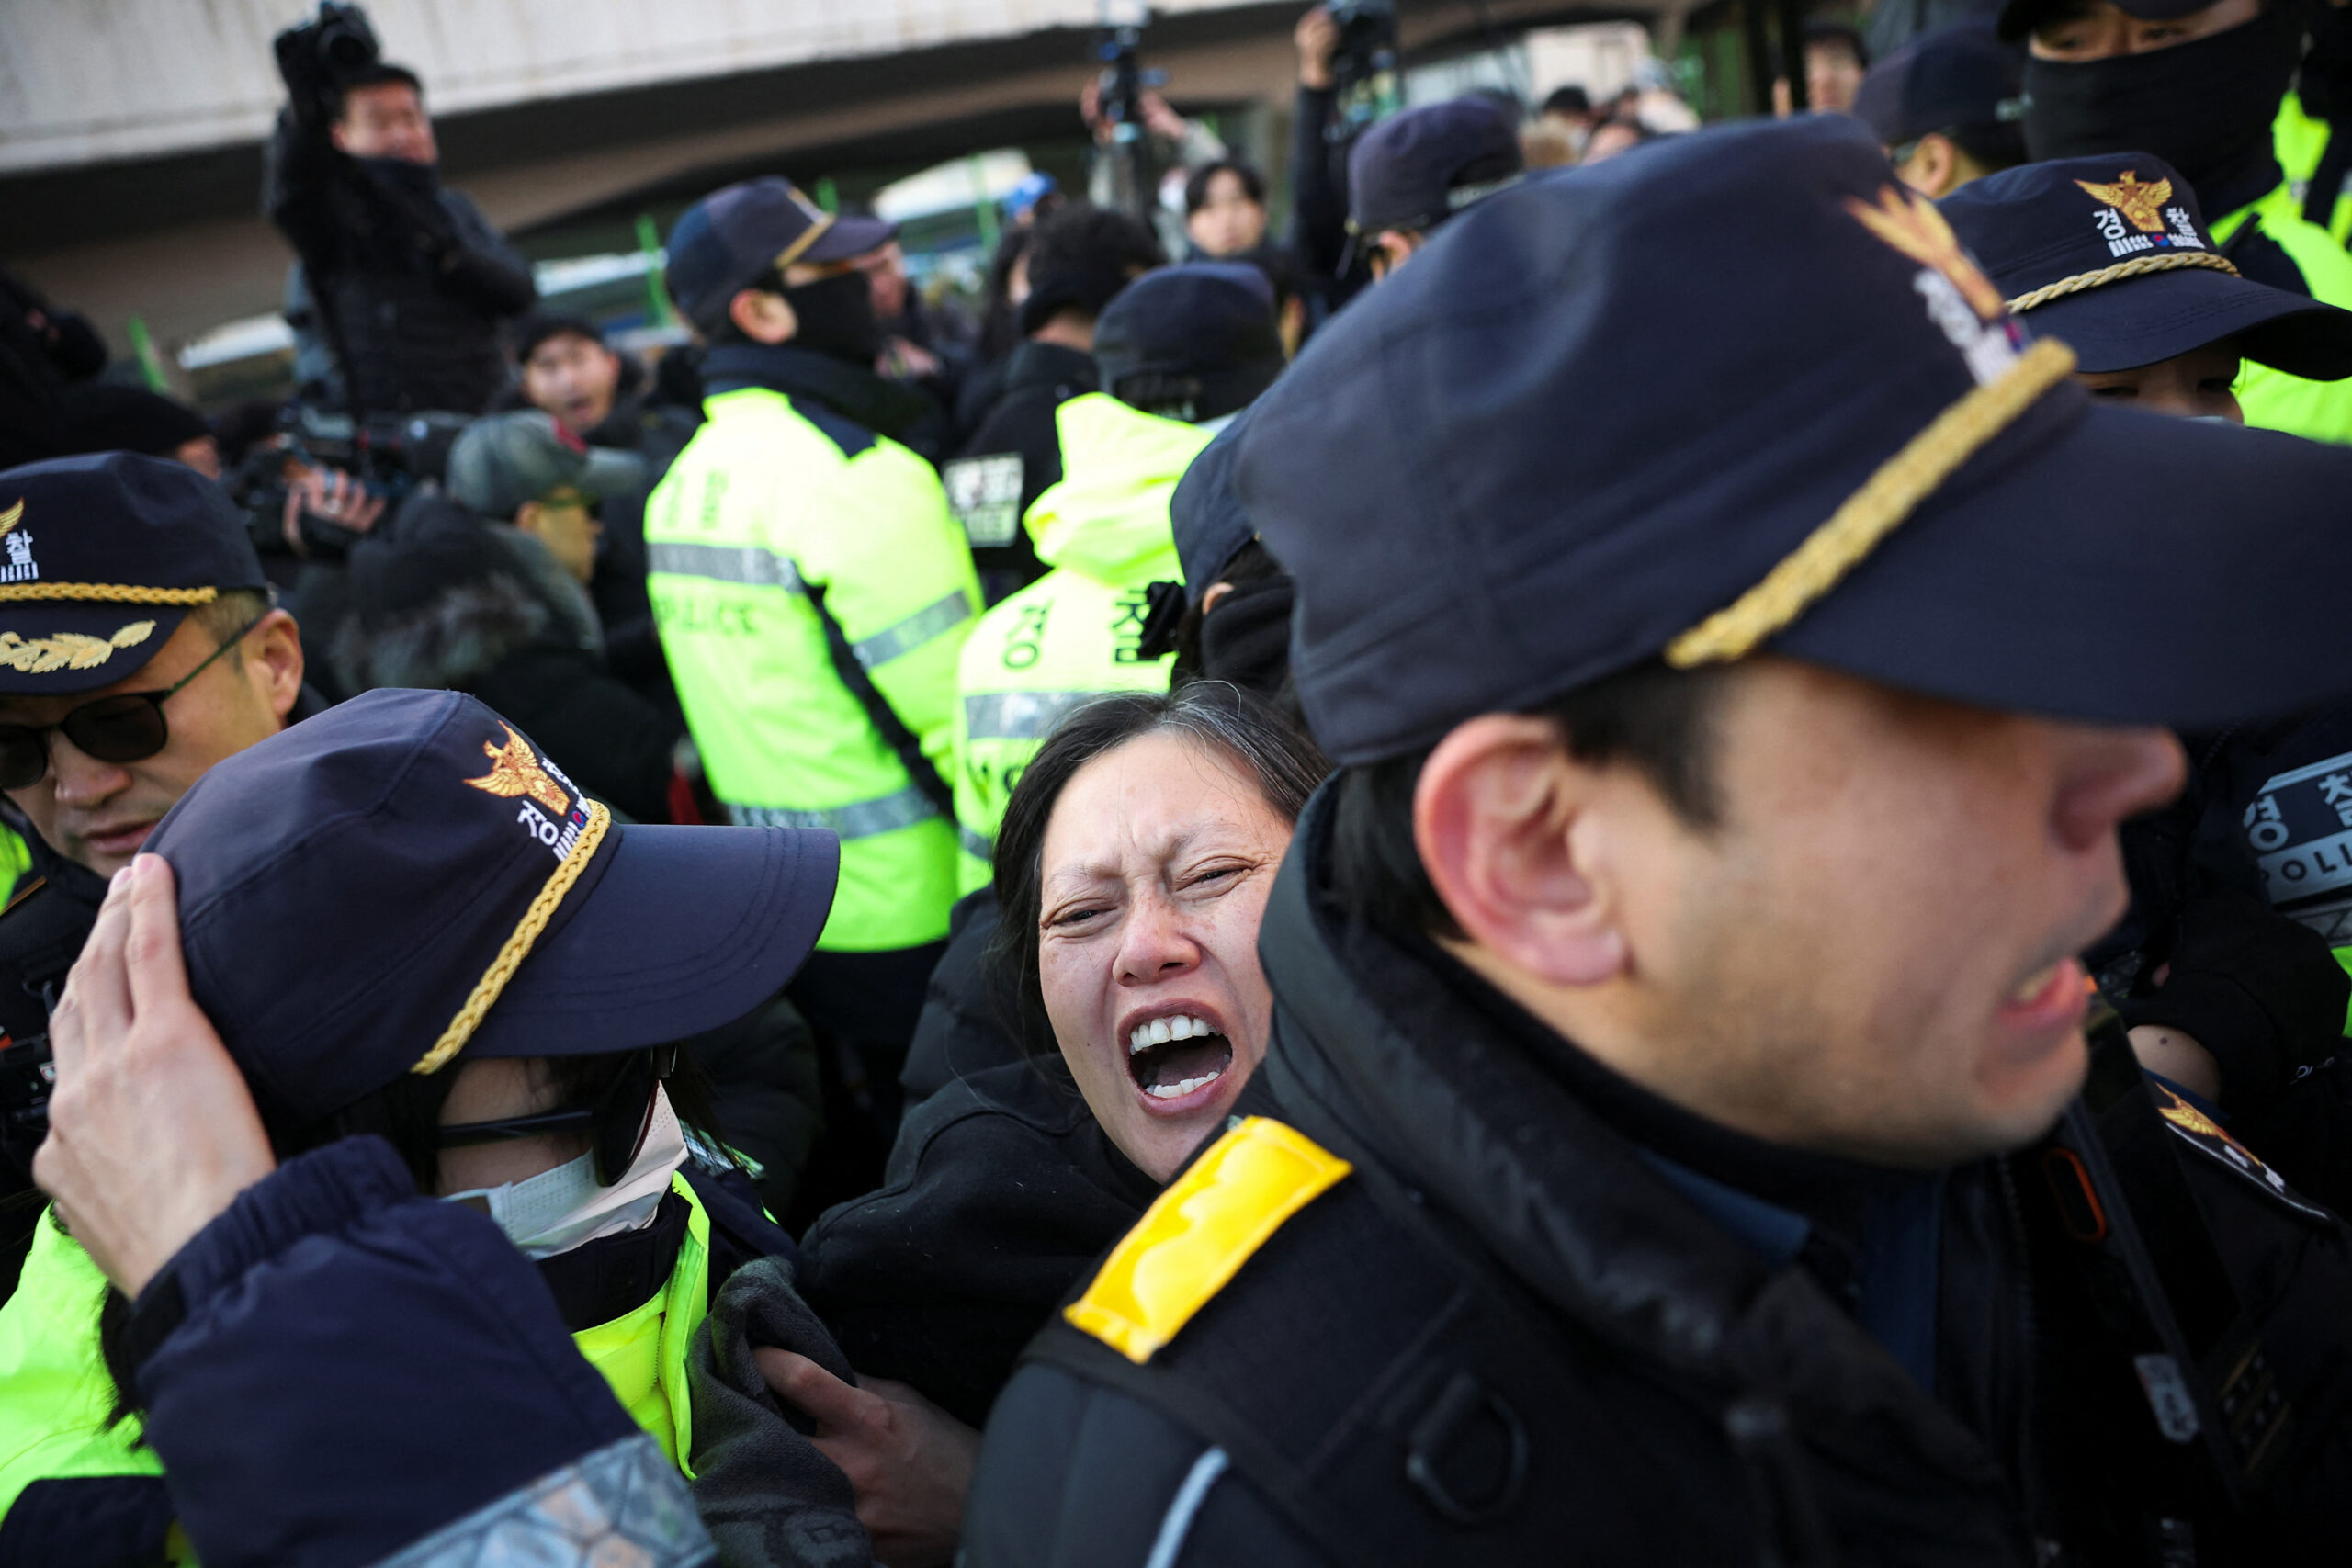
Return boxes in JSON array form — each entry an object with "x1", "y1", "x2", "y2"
[
  {"x1": 34, "y1": 854, "x2": 277, "y2": 1298},
  {"x1": 759, "y1": 1347, "x2": 978, "y2": 1568}
]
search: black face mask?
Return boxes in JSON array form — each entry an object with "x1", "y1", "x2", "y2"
[
  {"x1": 2023, "y1": 6, "x2": 2307, "y2": 211},
  {"x1": 1198, "y1": 574, "x2": 1295, "y2": 695},
  {"x1": 782, "y1": 271, "x2": 882, "y2": 367}
]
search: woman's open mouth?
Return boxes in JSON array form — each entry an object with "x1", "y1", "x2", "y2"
[{"x1": 1125, "y1": 1012, "x2": 1236, "y2": 1110}]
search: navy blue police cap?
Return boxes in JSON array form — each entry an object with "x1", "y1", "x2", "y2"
[
  {"x1": 665, "y1": 176, "x2": 897, "y2": 333},
  {"x1": 1094, "y1": 264, "x2": 1284, "y2": 420},
  {"x1": 0, "y1": 451, "x2": 270, "y2": 696},
  {"x1": 1170, "y1": 417, "x2": 1253, "y2": 607},
  {"x1": 1348, "y1": 98, "x2": 1525, "y2": 237},
  {"x1": 1851, "y1": 21, "x2": 2024, "y2": 152},
  {"x1": 1939, "y1": 152, "x2": 2352, "y2": 379},
  {"x1": 145, "y1": 687, "x2": 839, "y2": 1130},
  {"x1": 1235, "y1": 114, "x2": 2352, "y2": 764}
]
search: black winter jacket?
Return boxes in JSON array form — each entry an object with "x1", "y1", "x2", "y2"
[
  {"x1": 965, "y1": 787, "x2": 2352, "y2": 1568},
  {"x1": 264, "y1": 111, "x2": 536, "y2": 416},
  {"x1": 800, "y1": 1058, "x2": 1157, "y2": 1428},
  {"x1": 944, "y1": 341, "x2": 1098, "y2": 602}
]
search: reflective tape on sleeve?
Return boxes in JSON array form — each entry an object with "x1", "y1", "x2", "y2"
[
  {"x1": 647, "y1": 541, "x2": 806, "y2": 593},
  {"x1": 958, "y1": 821, "x2": 995, "y2": 863},
  {"x1": 962, "y1": 689, "x2": 1106, "y2": 741},
  {"x1": 851, "y1": 590, "x2": 973, "y2": 669},
  {"x1": 725, "y1": 784, "x2": 939, "y2": 840}
]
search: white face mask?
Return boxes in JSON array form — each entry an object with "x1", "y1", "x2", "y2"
[{"x1": 446, "y1": 1085, "x2": 688, "y2": 1259}]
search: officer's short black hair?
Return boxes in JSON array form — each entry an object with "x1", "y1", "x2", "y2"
[
  {"x1": 1329, "y1": 660, "x2": 1733, "y2": 942},
  {"x1": 988, "y1": 683, "x2": 1328, "y2": 1045},
  {"x1": 187, "y1": 587, "x2": 272, "y2": 654},
  {"x1": 1184, "y1": 160, "x2": 1268, "y2": 216},
  {"x1": 330, "y1": 62, "x2": 425, "y2": 120},
  {"x1": 1543, "y1": 85, "x2": 1594, "y2": 118},
  {"x1": 1803, "y1": 20, "x2": 1870, "y2": 70}
]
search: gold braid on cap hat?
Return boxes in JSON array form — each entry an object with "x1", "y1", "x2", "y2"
[
  {"x1": 2004, "y1": 251, "x2": 2240, "y2": 315},
  {"x1": 409, "y1": 798, "x2": 613, "y2": 1076},
  {"x1": 1665, "y1": 336, "x2": 2075, "y2": 668},
  {"x1": 0, "y1": 583, "x2": 218, "y2": 605}
]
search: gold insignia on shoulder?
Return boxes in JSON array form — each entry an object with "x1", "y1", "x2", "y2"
[
  {"x1": 0, "y1": 619, "x2": 155, "y2": 674},
  {"x1": 2075, "y1": 172, "x2": 2174, "y2": 235},
  {"x1": 0, "y1": 502, "x2": 24, "y2": 537},
  {"x1": 1847, "y1": 184, "x2": 2006, "y2": 321},
  {"x1": 463, "y1": 722, "x2": 571, "y2": 814},
  {"x1": 1066, "y1": 1116, "x2": 1351, "y2": 1363}
]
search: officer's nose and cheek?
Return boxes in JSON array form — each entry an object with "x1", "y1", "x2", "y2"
[{"x1": 2044, "y1": 720, "x2": 2186, "y2": 862}]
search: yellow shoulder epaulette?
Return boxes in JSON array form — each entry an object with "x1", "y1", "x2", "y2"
[{"x1": 1065, "y1": 1116, "x2": 1351, "y2": 1364}]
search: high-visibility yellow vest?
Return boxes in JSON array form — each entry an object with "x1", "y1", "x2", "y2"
[
  {"x1": 0, "y1": 1176, "x2": 719, "y2": 1551},
  {"x1": 648, "y1": 386, "x2": 981, "y2": 951},
  {"x1": 2275, "y1": 94, "x2": 2347, "y2": 245},
  {"x1": 2210, "y1": 180, "x2": 2352, "y2": 446},
  {"x1": 952, "y1": 395, "x2": 1216, "y2": 890}
]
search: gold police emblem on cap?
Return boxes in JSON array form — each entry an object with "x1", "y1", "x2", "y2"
[
  {"x1": 462, "y1": 722, "x2": 571, "y2": 814},
  {"x1": 2075, "y1": 172, "x2": 2173, "y2": 235},
  {"x1": 1847, "y1": 185, "x2": 2006, "y2": 321},
  {"x1": 0, "y1": 502, "x2": 23, "y2": 536},
  {"x1": 0, "y1": 620, "x2": 155, "y2": 674}
]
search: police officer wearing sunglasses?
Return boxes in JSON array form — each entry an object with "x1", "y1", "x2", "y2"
[{"x1": 0, "y1": 453, "x2": 325, "y2": 1283}]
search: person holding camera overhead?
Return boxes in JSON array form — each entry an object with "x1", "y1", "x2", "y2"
[{"x1": 264, "y1": 3, "x2": 537, "y2": 419}]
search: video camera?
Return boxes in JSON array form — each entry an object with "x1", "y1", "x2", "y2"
[
  {"x1": 1325, "y1": 0, "x2": 1402, "y2": 144},
  {"x1": 274, "y1": 2, "x2": 386, "y2": 128},
  {"x1": 1094, "y1": 3, "x2": 1169, "y2": 227},
  {"x1": 226, "y1": 404, "x2": 469, "y2": 560}
]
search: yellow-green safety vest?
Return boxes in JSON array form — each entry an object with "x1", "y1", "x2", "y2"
[
  {"x1": 2275, "y1": 93, "x2": 2348, "y2": 245},
  {"x1": 647, "y1": 386, "x2": 981, "y2": 951},
  {"x1": 2209, "y1": 177, "x2": 2352, "y2": 446},
  {"x1": 0, "y1": 1173, "x2": 718, "y2": 1552},
  {"x1": 0, "y1": 827, "x2": 28, "y2": 907},
  {"x1": 952, "y1": 394, "x2": 1216, "y2": 890}
]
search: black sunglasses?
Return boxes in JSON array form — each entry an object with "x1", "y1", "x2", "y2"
[
  {"x1": 0, "y1": 614, "x2": 266, "y2": 791},
  {"x1": 437, "y1": 1046, "x2": 676, "y2": 1187}
]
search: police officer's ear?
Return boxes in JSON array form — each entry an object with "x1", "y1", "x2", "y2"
[
  {"x1": 244, "y1": 608, "x2": 307, "y2": 728},
  {"x1": 727, "y1": 287, "x2": 797, "y2": 345},
  {"x1": 1894, "y1": 133, "x2": 1962, "y2": 199},
  {"x1": 1411, "y1": 714, "x2": 1628, "y2": 988}
]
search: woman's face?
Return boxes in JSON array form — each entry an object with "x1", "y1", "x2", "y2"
[
  {"x1": 1187, "y1": 170, "x2": 1268, "y2": 258},
  {"x1": 1036, "y1": 729, "x2": 1293, "y2": 1182}
]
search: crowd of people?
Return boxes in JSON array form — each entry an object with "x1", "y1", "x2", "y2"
[{"x1": 6, "y1": 0, "x2": 2352, "y2": 1562}]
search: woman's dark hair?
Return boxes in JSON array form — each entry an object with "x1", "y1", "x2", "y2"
[
  {"x1": 96, "y1": 1047, "x2": 724, "y2": 1426},
  {"x1": 975, "y1": 226, "x2": 1037, "y2": 364},
  {"x1": 1184, "y1": 159, "x2": 1268, "y2": 216},
  {"x1": 986, "y1": 682, "x2": 1329, "y2": 1046},
  {"x1": 1329, "y1": 660, "x2": 1733, "y2": 941}
]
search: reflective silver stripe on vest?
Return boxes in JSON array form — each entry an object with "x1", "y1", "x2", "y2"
[
  {"x1": 963, "y1": 689, "x2": 1104, "y2": 742},
  {"x1": 725, "y1": 784, "x2": 939, "y2": 840},
  {"x1": 958, "y1": 822, "x2": 995, "y2": 863},
  {"x1": 646, "y1": 540, "x2": 805, "y2": 593},
  {"x1": 852, "y1": 590, "x2": 973, "y2": 669}
]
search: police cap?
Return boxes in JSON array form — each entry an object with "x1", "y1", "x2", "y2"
[
  {"x1": 1236, "y1": 115, "x2": 2352, "y2": 765},
  {"x1": 665, "y1": 177, "x2": 897, "y2": 333},
  {"x1": 1851, "y1": 21, "x2": 2024, "y2": 151},
  {"x1": 1094, "y1": 264, "x2": 1284, "y2": 423},
  {"x1": 1939, "y1": 152, "x2": 2352, "y2": 379},
  {"x1": 0, "y1": 452, "x2": 271, "y2": 696},
  {"x1": 1347, "y1": 98, "x2": 1525, "y2": 237},
  {"x1": 146, "y1": 687, "x2": 839, "y2": 1128}
]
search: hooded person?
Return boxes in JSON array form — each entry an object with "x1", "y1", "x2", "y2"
[
  {"x1": 948, "y1": 263, "x2": 1285, "y2": 891},
  {"x1": 0, "y1": 688, "x2": 861, "y2": 1563},
  {"x1": 2005, "y1": 0, "x2": 2352, "y2": 444}
]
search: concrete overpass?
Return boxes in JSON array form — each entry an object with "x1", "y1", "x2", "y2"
[{"x1": 1, "y1": 0, "x2": 1679, "y2": 391}]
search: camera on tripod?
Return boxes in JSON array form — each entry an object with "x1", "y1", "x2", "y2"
[{"x1": 275, "y1": 2, "x2": 387, "y2": 127}]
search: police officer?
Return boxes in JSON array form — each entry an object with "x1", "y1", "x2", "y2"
[
  {"x1": 6, "y1": 688, "x2": 845, "y2": 1562},
  {"x1": 1939, "y1": 152, "x2": 2352, "y2": 1214},
  {"x1": 1850, "y1": 20, "x2": 2027, "y2": 198},
  {"x1": 962, "y1": 117, "x2": 2352, "y2": 1565},
  {"x1": 0, "y1": 456, "x2": 320, "y2": 1281},
  {"x1": 1345, "y1": 98, "x2": 1525, "y2": 282},
  {"x1": 647, "y1": 179, "x2": 980, "y2": 1193},
  {"x1": 2008, "y1": 0, "x2": 2352, "y2": 443},
  {"x1": 950, "y1": 264, "x2": 1285, "y2": 889},
  {"x1": 945, "y1": 204, "x2": 1165, "y2": 605},
  {"x1": 1939, "y1": 149, "x2": 2352, "y2": 417}
]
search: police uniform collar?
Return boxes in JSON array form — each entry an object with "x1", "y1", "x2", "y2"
[{"x1": 700, "y1": 343, "x2": 931, "y2": 443}]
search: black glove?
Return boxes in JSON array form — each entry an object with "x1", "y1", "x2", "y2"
[
  {"x1": 273, "y1": 20, "x2": 336, "y2": 133},
  {"x1": 2117, "y1": 886, "x2": 2349, "y2": 1111}
]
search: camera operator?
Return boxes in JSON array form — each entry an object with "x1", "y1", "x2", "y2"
[{"x1": 264, "y1": 3, "x2": 537, "y2": 420}]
